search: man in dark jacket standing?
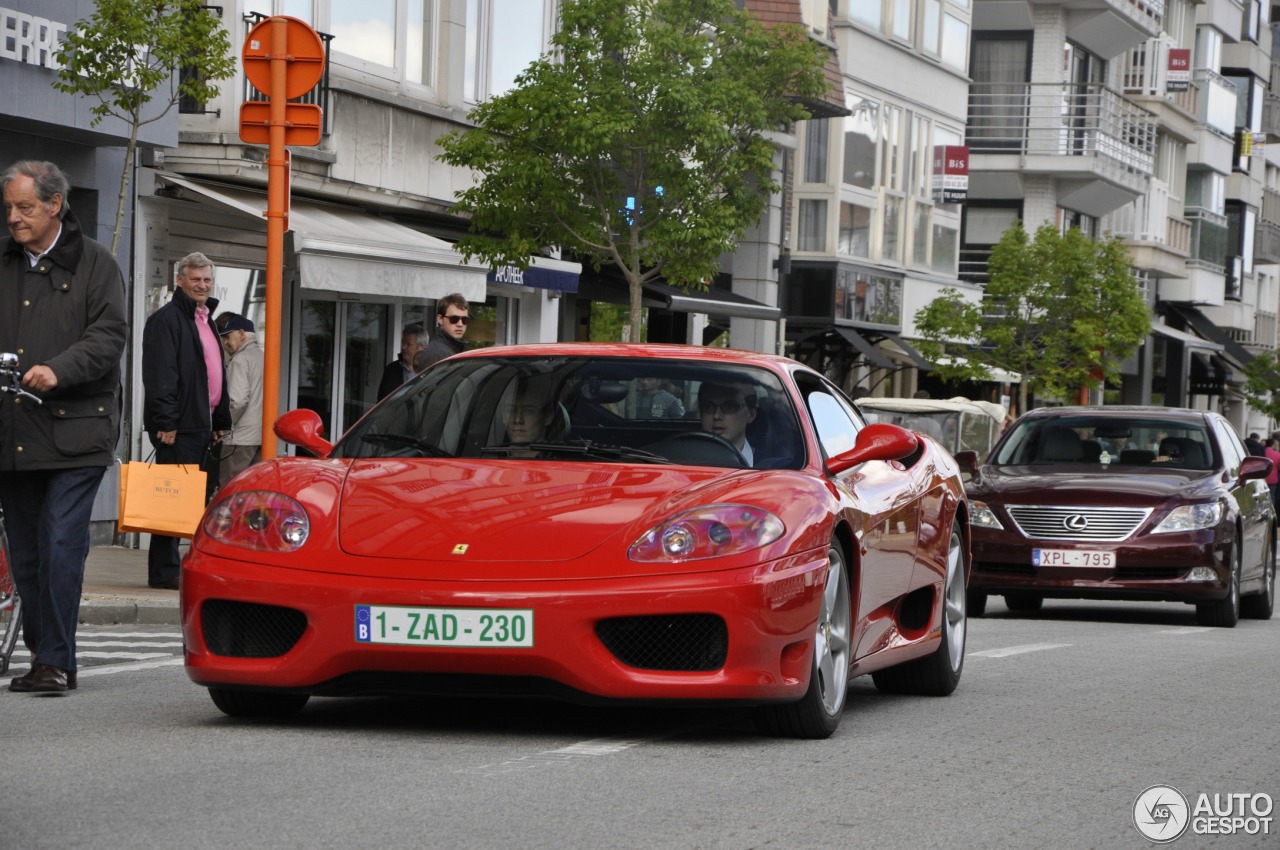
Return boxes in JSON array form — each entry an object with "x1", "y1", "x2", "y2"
[
  {"x1": 0, "y1": 160, "x2": 127, "y2": 694},
  {"x1": 141, "y1": 251, "x2": 231, "y2": 589},
  {"x1": 413, "y1": 293, "x2": 470, "y2": 372},
  {"x1": 377, "y1": 323, "x2": 424, "y2": 400}
]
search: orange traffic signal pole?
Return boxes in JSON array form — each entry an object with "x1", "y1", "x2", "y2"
[
  {"x1": 240, "y1": 15, "x2": 323, "y2": 458},
  {"x1": 260, "y1": 15, "x2": 289, "y2": 461}
]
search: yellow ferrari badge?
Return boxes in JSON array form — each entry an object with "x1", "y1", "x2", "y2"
[{"x1": 452, "y1": 544, "x2": 469, "y2": 555}]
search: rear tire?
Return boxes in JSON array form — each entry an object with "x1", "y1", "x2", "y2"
[
  {"x1": 1197, "y1": 545, "x2": 1241, "y2": 628},
  {"x1": 1004, "y1": 593, "x2": 1043, "y2": 613},
  {"x1": 872, "y1": 526, "x2": 966, "y2": 696},
  {"x1": 209, "y1": 687, "x2": 309, "y2": 718},
  {"x1": 1241, "y1": 534, "x2": 1275, "y2": 620},
  {"x1": 753, "y1": 541, "x2": 851, "y2": 739}
]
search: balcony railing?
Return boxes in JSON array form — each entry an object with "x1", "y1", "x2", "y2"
[
  {"x1": 1185, "y1": 206, "x2": 1228, "y2": 272},
  {"x1": 1194, "y1": 69, "x2": 1237, "y2": 137},
  {"x1": 1112, "y1": 178, "x2": 1191, "y2": 254},
  {"x1": 967, "y1": 82, "x2": 1157, "y2": 177},
  {"x1": 1256, "y1": 220, "x2": 1280, "y2": 264},
  {"x1": 1262, "y1": 187, "x2": 1280, "y2": 224},
  {"x1": 1264, "y1": 94, "x2": 1280, "y2": 142},
  {"x1": 959, "y1": 247, "x2": 991, "y2": 287},
  {"x1": 1119, "y1": 36, "x2": 1197, "y2": 117}
]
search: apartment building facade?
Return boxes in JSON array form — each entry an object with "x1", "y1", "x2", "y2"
[
  {"x1": 957, "y1": 0, "x2": 1277, "y2": 431},
  {"x1": 781, "y1": 0, "x2": 977, "y2": 399}
]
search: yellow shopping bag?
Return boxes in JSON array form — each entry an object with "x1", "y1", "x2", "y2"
[{"x1": 117, "y1": 461, "x2": 208, "y2": 539}]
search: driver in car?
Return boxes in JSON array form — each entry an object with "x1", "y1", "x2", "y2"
[
  {"x1": 500, "y1": 383, "x2": 558, "y2": 457},
  {"x1": 698, "y1": 382, "x2": 758, "y2": 465}
]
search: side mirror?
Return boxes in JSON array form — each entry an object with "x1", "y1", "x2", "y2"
[
  {"x1": 827, "y1": 423, "x2": 919, "y2": 476},
  {"x1": 953, "y1": 450, "x2": 980, "y2": 476},
  {"x1": 274, "y1": 409, "x2": 333, "y2": 458},
  {"x1": 1238, "y1": 455, "x2": 1272, "y2": 483}
]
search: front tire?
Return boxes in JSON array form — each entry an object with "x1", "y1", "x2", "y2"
[
  {"x1": 209, "y1": 687, "x2": 309, "y2": 718},
  {"x1": 872, "y1": 526, "x2": 966, "y2": 696},
  {"x1": 753, "y1": 541, "x2": 851, "y2": 739},
  {"x1": 967, "y1": 590, "x2": 987, "y2": 618},
  {"x1": 1197, "y1": 544, "x2": 1241, "y2": 628}
]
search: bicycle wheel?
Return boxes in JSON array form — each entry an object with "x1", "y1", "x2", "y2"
[
  {"x1": 0, "y1": 510, "x2": 18, "y2": 675},
  {"x1": 0, "y1": 596, "x2": 20, "y2": 676}
]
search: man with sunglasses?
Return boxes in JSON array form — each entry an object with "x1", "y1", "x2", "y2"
[
  {"x1": 698, "y1": 382, "x2": 758, "y2": 466},
  {"x1": 414, "y1": 293, "x2": 470, "y2": 372}
]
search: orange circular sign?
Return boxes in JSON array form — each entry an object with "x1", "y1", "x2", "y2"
[{"x1": 242, "y1": 16, "x2": 325, "y2": 100}]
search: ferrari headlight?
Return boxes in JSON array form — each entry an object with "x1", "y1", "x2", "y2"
[
  {"x1": 629, "y1": 505, "x2": 784, "y2": 562},
  {"x1": 970, "y1": 500, "x2": 1004, "y2": 530},
  {"x1": 1153, "y1": 502, "x2": 1223, "y2": 534},
  {"x1": 203, "y1": 491, "x2": 310, "y2": 552}
]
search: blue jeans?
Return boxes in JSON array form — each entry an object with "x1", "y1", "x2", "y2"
[{"x1": 0, "y1": 466, "x2": 106, "y2": 673}]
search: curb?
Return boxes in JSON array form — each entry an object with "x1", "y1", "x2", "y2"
[{"x1": 80, "y1": 596, "x2": 181, "y2": 626}]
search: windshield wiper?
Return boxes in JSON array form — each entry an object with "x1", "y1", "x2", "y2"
[
  {"x1": 358, "y1": 433, "x2": 453, "y2": 457},
  {"x1": 480, "y1": 440, "x2": 672, "y2": 464}
]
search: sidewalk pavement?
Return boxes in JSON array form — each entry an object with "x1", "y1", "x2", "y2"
[{"x1": 80, "y1": 545, "x2": 181, "y2": 626}]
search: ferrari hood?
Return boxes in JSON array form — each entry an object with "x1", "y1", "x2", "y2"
[{"x1": 338, "y1": 459, "x2": 734, "y2": 563}]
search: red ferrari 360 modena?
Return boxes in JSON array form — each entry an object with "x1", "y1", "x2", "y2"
[{"x1": 183, "y1": 343, "x2": 970, "y2": 738}]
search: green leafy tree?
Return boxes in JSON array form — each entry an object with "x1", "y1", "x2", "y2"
[
  {"x1": 437, "y1": 0, "x2": 832, "y2": 341},
  {"x1": 54, "y1": 0, "x2": 236, "y2": 256},
  {"x1": 1240, "y1": 352, "x2": 1280, "y2": 422},
  {"x1": 914, "y1": 221, "x2": 1151, "y2": 414}
]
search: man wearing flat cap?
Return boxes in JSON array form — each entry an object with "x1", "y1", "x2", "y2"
[{"x1": 214, "y1": 312, "x2": 263, "y2": 485}]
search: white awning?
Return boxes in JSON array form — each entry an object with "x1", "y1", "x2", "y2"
[
  {"x1": 153, "y1": 173, "x2": 488, "y2": 302},
  {"x1": 1149, "y1": 321, "x2": 1225, "y2": 351},
  {"x1": 933, "y1": 355, "x2": 1022, "y2": 384}
]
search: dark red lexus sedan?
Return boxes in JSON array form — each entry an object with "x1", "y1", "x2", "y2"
[{"x1": 956, "y1": 406, "x2": 1275, "y2": 627}]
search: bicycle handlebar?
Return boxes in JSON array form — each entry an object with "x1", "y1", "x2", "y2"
[{"x1": 0, "y1": 352, "x2": 44, "y2": 405}]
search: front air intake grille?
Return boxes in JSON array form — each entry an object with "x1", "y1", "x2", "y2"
[
  {"x1": 596, "y1": 614, "x2": 728, "y2": 671},
  {"x1": 1006, "y1": 506, "x2": 1152, "y2": 541},
  {"x1": 202, "y1": 599, "x2": 307, "y2": 658}
]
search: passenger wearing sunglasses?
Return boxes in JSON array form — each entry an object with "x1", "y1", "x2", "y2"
[
  {"x1": 697, "y1": 382, "x2": 758, "y2": 466},
  {"x1": 415, "y1": 293, "x2": 471, "y2": 372}
]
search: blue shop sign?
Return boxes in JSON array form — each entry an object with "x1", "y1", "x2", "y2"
[{"x1": 489, "y1": 262, "x2": 579, "y2": 293}]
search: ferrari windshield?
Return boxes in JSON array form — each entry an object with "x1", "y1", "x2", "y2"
[
  {"x1": 993, "y1": 416, "x2": 1216, "y2": 470},
  {"x1": 333, "y1": 355, "x2": 806, "y2": 469}
]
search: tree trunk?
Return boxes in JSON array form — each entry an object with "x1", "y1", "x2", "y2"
[
  {"x1": 110, "y1": 121, "x2": 140, "y2": 259},
  {"x1": 625, "y1": 221, "x2": 644, "y2": 342}
]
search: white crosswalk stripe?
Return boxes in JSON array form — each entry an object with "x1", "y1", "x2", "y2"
[
  {"x1": 79, "y1": 652, "x2": 173, "y2": 660},
  {"x1": 78, "y1": 641, "x2": 184, "y2": 648},
  {"x1": 4, "y1": 628, "x2": 185, "y2": 678}
]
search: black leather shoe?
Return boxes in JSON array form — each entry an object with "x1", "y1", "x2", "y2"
[
  {"x1": 20, "y1": 664, "x2": 69, "y2": 694},
  {"x1": 11, "y1": 667, "x2": 77, "y2": 692},
  {"x1": 149, "y1": 577, "x2": 180, "y2": 590}
]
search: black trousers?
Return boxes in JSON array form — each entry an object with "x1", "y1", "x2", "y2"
[{"x1": 146, "y1": 431, "x2": 217, "y2": 585}]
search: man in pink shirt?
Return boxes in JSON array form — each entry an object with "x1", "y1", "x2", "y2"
[{"x1": 141, "y1": 252, "x2": 231, "y2": 589}]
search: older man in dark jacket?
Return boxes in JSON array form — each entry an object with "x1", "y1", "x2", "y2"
[
  {"x1": 141, "y1": 251, "x2": 231, "y2": 589},
  {"x1": 0, "y1": 160, "x2": 127, "y2": 693}
]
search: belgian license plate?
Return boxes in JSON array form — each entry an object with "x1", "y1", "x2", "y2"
[
  {"x1": 1033, "y1": 549, "x2": 1115, "y2": 568},
  {"x1": 355, "y1": 604, "x2": 533, "y2": 647}
]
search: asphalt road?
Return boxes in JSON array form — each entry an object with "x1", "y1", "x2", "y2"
[{"x1": 1, "y1": 598, "x2": 1276, "y2": 849}]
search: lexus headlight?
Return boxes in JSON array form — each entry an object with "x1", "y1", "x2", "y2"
[
  {"x1": 1153, "y1": 502, "x2": 1223, "y2": 534},
  {"x1": 970, "y1": 500, "x2": 1004, "y2": 530}
]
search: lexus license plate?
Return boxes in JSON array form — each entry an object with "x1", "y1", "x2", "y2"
[
  {"x1": 355, "y1": 604, "x2": 534, "y2": 647},
  {"x1": 1033, "y1": 549, "x2": 1115, "y2": 568}
]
